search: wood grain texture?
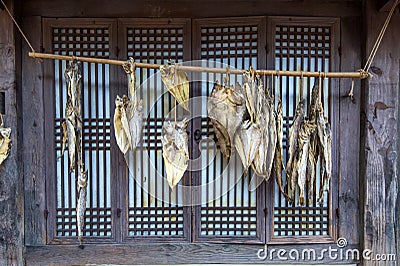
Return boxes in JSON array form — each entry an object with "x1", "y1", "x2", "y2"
[
  {"x1": 338, "y1": 17, "x2": 362, "y2": 245},
  {"x1": 22, "y1": 16, "x2": 46, "y2": 246},
  {"x1": 361, "y1": 0, "x2": 399, "y2": 264},
  {"x1": 21, "y1": 0, "x2": 362, "y2": 18},
  {"x1": 25, "y1": 243, "x2": 360, "y2": 265},
  {"x1": 0, "y1": 0, "x2": 24, "y2": 265}
]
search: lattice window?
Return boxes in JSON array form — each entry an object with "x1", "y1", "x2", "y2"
[
  {"x1": 194, "y1": 19, "x2": 265, "y2": 242},
  {"x1": 51, "y1": 25, "x2": 113, "y2": 239},
  {"x1": 124, "y1": 21, "x2": 189, "y2": 238},
  {"x1": 271, "y1": 22, "x2": 334, "y2": 238}
]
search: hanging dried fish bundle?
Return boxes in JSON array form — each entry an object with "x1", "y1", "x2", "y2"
[
  {"x1": 284, "y1": 80, "x2": 332, "y2": 206},
  {"x1": 207, "y1": 81, "x2": 246, "y2": 158},
  {"x1": 161, "y1": 118, "x2": 190, "y2": 189},
  {"x1": 59, "y1": 60, "x2": 88, "y2": 245},
  {"x1": 160, "y1": 61, "x2": 190, "y2": 111},
  {"x1": 0, "y1": 114, "x2": 11, "y2": 165},
  {"x1": 251, "y1": 76, "x2": 277, "y2": 179},
  {"x1": 60, "y1": 61, "x2": 83, "y2": 172},
  {"x1": 114, "y1": 58, "x2": 143, "y2": 154},
  {"x1": 234, "y1": 67, "x2": 262, "y2": 171}
]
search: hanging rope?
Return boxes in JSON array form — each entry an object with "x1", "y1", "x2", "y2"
[
  {"x1": 363, "y1": 0, "x2": 399, "y2": 72},
  {"x1": 0, "y1": 0, "x2": 36, "y2": 53}
]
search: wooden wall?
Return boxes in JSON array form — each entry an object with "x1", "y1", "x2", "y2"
[
  {"x1": 0, "y1": 0, "x2": 24, "y2": 265},
  {"x1": 361, "y1": 0, "x2": 400, "y2": 264},
  {"x1": 0, "y1": 0, "x2": 398, "y2": 265}
]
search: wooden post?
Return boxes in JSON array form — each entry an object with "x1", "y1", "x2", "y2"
[
  {"x1": 0, "y1": 0, "x2": 24, "y2": 265},
  {"x1": 361, "y1": 0, "x2": 399, "y2": 264}
]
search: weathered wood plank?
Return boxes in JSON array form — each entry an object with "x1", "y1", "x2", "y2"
[
  {"x1": 338, "y1": 17, "x2": 362, "y2": 245},
  {"x1": 21, "y1": 0, "x2": 362, "y2": 18},
  {"x1": 22, "y1": 16, "x2": 46, "y2": 246},
  {"x1": 362, "y1": 0, "x2": 400, "y2": 265},
  {"x1": 25, "y1": 243, "x2": 360, "y2": 265},
  {"x1": 0, "y1": 0, "x2": 24, "y2": 265}
]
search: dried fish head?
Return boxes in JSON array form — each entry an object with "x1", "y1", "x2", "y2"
[
  {"x1": 208, "y1": 82, "x2": 246, "y2": 157},
  {"x1": 161, "y1": 119, "x2": 189, "y2": 189},
  {"x1": 114, "y1": 95, "x2": 132, "y2": 154},
  {"x1": 160, "y1": 63, "x2": 190, "y2": 111}
]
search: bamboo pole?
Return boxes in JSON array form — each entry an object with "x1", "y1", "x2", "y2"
[{"x1": 29, "y1": 52, "x2": 371, "y2": 79}]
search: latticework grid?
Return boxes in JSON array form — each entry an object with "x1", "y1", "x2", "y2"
[
  {"x1": 199, "y1": 25, "x2": 259, "y2": 237},
  {"x1": 126, "y1": 26, "x2": 186, "y2": 237},
  {"x1": 53, "y1": 27, "x2": 112, "y2": 237},
  {"x1": 273, "y1": 24, "x2": 331, "y2": 237}
]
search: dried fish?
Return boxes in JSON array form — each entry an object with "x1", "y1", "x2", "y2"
[
  {"x1": 208, "y1": 82, "x2": 246, "y2": 157},
  {"x1": 65, "y1": 60, "x2": 82, "y2": 117},
  {"x1": 317, "y1": 113, "x2": 332, "y2": 205},
  {"x1": 234, "y1": 68, "x2": 263, "y2": 171},
  {"x1": 160, "y1": 62, "x2": 190, "y2": 111},
  {"x1": 0, "y1": 114, "x2": 11, "y2": 165},
  {"x1": 162, "y1": 118, "x2": 189, "y2": 189},
  {"x1": 273, "y1": 99, "x2": 290, "y2": 201},
  {"x1": 235, "y1": 120, "x2": 262, "y2": 171},
  {"x1": 297, "y1": 121, "x2": 316, "y2": 206},
  {"x1": 76, "y1": 169, "x2": 88, "y2": 246},
  {"x1": 114, "y1": 95, "x2": 131, "y2": 154},
  {"x1": 251, "y1": 77, "x2": 277, "y2": 179},
  {"x1": 285, "y1": 99, "x2": 305, "y2": 201},
  {"x1": 114, "y1": 58, "x2": 143, "y2": 154},
  {"x1": 65, "y1": 101, "x2": 77, "y2": 171}
]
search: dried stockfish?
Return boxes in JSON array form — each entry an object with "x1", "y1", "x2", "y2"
[
  {"x1": 61, "y1": 60, "x2": 88, "y2": 245},
  {"x1": 297, "y1": 121, "x2": 316, "y2": 206},
  {"x1": 234, "y1": 67, "x2": 262, "y2": 171},
  {"x1": 317, "y1": 109, "x2": 332, "y2": 205},
  {"x1": 114, "y1": 58, "x2": 143, "y2": 154},
  {"x1": 207, "y1": 82, "x2": 246, "y2": 158},
  {"x1": 160, "y1": 61, "x2": 190, "y2": 111},
  {"x1": 0, "y1": 114, "x2": 11, "y2": 165},
  {"x1": 123, "y1": 58, "x2": 143, "y2": 151},
  {"x1": 251, "y1": 76, "x2": 277, "y2": 179},
  {"x1": 76, "y1": 169, "x2": 88, "y2": 247},
  {"x1": 114, "y1": 95, "x2": 131, "y2": 154},
  {"x1": 285, "y1": 99, "x2": 305, "y2": 202},
  {"x1": 162, "y1": 118, "x2": 189, "y2": 189},
  {"x1": 273, "y1": 99, "x2": 290, "y2": 201},
  {"x1": 235, "y1": 120, "x2": 262, "y2": 171}
]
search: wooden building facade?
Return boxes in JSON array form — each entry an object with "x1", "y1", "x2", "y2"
[{"x1": 0, "y1": 0, "x2": 399, "y2": 265}]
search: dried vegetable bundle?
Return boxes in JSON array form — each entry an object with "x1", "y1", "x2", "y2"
[
  {"x1": 114, "y1": 58, "x2": 143, "y2": 154},
  {"x1": 285, "y1": 80, "x2": 332, "y2": 206},
  {"x1": 0, "y1": 114, "x2": 11, "y2": 165},
  {"x1": 207, "y1": 81, "x2": 246, "y2": 158},
  {"x1": 160, "y1": 61, "x2": 190, "y2": 111},
  {"x1": 161, "y1": 118, "x2": 189, "y2": 189},
  {"x1": 59, "y1": 60, "x2": 87, "y2": 245}
]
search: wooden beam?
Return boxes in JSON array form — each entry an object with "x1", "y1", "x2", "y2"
[
  {"x1": 21, "y1": 0, "x2": 362, "y2": 18},
  {"x1": 26, "y1": 243, "x2": 360, "y2": 265},
  {"x1": 0, "y1": 0, "x2": 24, "y2": 265}
]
